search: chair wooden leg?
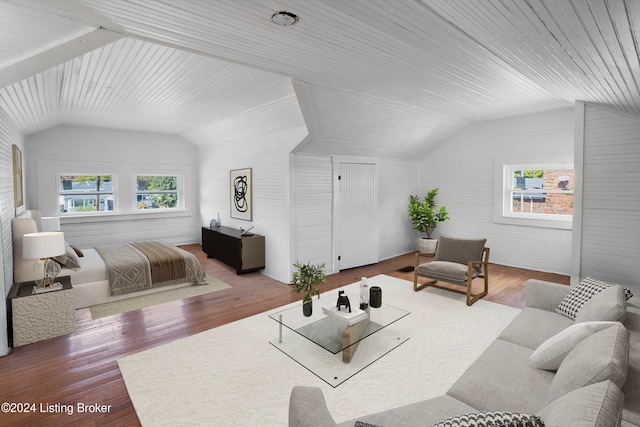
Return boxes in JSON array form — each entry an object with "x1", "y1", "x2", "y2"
[
  {"x1": 465, "y1": 277, "x2": 489, "y2": 306},
  {"x1": 414, "y1": 277, "x2": 437, "y2": 292},
  {"x1": 413, "y1": 254, "x2": 436, "y2": 291}
]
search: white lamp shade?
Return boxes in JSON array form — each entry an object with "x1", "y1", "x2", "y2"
[
  {"x1": 41, "y1": 216, "x2": 61, "y2": 232},
  {"x1": 23, "y1": 232, "x2": 65, "y2": 259}
]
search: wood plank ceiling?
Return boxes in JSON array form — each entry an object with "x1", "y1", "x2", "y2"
[{"x1": 0, "y1": 0, "x2": 638, "y2": 159}]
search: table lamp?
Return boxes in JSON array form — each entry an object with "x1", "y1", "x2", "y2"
[{"x1": 23, "y1": 232, "x2": 65, "y2": 290}]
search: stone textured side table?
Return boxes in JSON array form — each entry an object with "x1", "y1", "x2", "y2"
[{"x1": 9, "y1": 276, "x2": 76, "y2": 346}]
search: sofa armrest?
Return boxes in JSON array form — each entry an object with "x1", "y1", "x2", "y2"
[
  {"x1": 525, "y1": 279, "x2": 571, "y2": 312},
  {"x1": 289, "y1": 386, "x2": 337, "y2": 427}
]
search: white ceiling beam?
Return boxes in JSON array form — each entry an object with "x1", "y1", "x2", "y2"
[{"x1": 0, "y1": 27, "x2": 122, "y2": 89}]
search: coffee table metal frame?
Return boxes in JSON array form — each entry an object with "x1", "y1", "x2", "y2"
[{"x1": 268, "y1": 291, "x2": 409, "y2": 387}]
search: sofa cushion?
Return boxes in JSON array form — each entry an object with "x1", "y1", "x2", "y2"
[
  {"x1": 498, "y1": 307, "x2": 573, "y2": 350},
  {"x1": 556, "y1": 277, "x2": 632, "y2": 320},
  {"x1": 432, "y1": 412, "x2": 544, "y2": 427},
  {"x1": 546, "y1": 323, "x2": 629, "y2": 403},
  {"x1": 538, "y1": 381, "x2": 623, "y2": 427},
  {"x1": 447, "y1": 339, "x2": 554, "y2": 414},
  {"x1": 574, "y1": 285, "x2": 627, "y2": 323},
  {"x1": 337, "y1": 395, "x2": 478, "y2": 427},
  {"x1": 530, "y1": 321, "x2": 619, "y2": 370},
  {"x1": 289, "y1": 386, "x2": 337, "y2": 427},
  {"x1": 622, "y1": 338, "x2": 640, "y2": 425}
]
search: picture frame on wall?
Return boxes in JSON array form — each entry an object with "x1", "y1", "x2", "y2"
[
  {"x1": 230, "y1": 168, "x2": 252, "y2": 221},
  {"x1": 12, "y1": 145, "x2": 23, "y2": 209}
]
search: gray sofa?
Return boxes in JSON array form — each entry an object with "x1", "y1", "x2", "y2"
[{"x1": 289, "y1": 279, "x2": 640, "y2": 427}]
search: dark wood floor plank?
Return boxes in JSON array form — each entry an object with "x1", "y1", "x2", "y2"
[{"x1": 0, "y1": 245, "x2": 569, "y2": 426}]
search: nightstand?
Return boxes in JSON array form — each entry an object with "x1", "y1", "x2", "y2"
[{"x1": 9, "y1": 275, "x2": 76, "y2": 346}]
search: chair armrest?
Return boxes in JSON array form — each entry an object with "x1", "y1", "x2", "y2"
[
  {"x1": 468, "y1": 247, "x2": 490, "y2": 275},
  {"x1": 289, "y1": 386, "x2": 338, "y2": 427},
  {"x1": 525, "y1": 279, "x2": 571, "y2": 312}
]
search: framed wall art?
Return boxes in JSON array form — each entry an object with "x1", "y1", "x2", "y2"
[
  {"x1": 230, "y1": 168, "x2": 252, "y2": 221},
  {"x1": 12, "y1": 145, "x2": 23, "y2": 209}
]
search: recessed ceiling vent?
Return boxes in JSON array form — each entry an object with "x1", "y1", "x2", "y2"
[{"x1": 271, "y1": 11, "x2": 298, "y2": 26}]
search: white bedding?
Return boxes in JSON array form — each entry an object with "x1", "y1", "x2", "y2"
[
  {"x1": 13, "y1": 211, "x2": 196, "y2": 310},
  {"x1": 60, "y1": 248, "x2": 108, "y2": 284},
  {"x1": 59, "y1": 248, "x2": 194, "y2": 310}
]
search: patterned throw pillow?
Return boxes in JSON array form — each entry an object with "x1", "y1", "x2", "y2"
[
  {"x1": 53, "y1": 243, "x2": 82, "y2": 270},
  {"x1": 555, "y1": 276, "x2": 633, "y2": 320},
  {"x1": 432, "y1": 411, "x2": 545, "y2": 427}
]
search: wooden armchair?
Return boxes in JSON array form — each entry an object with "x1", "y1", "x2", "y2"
[{"x1": 413, "y1": 235, "x2": 490, "y2": 306}]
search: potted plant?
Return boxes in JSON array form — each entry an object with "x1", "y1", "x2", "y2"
[
  {"x1": 408, "y1": 188, "x2": 450, "y2": 254},
  {"x1": 291, "y1": 261, "x2": 326, "y2": 317}
]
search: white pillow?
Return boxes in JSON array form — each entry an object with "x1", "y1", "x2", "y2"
[{"x1": 530, "y1": 321, "x2": 619, "y2": 370}]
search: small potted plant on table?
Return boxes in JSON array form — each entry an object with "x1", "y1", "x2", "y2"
[{"x1": 291, "y1": 261, "x2": 326, "y2": 317}]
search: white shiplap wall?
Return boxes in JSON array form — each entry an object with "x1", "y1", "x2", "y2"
[
  {"x1": 292, "y1": 154, "x2": 420, "y2": 274},
  {"x1": 378, "y1": 159, "x2": 421, "y2": 261},
  {"x1": 0, "y1": 108, "x2": 24, "y2": 356},
  {"x1": 25, "y1": 126, "x2": 201, "y2": 247},
  {"x1": 577, "y1": 105, "x2": 640, "y2": 291},
  {"x1": 184, "y1": 87, "x2": 308, "y2": 284},
  {"x1": 421, "y1": 108, "x2": 575, "y2": 274},
  {"x1": 291, "y1": 153, "x2": 333, "y2": 269},
  {"x1": 0, "y1": 109, "x2": 24, "y2": 290}
]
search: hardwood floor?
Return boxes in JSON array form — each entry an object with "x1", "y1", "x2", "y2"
[{"x1": 0, "y1": 245, "x2": 569, "y2": 426}]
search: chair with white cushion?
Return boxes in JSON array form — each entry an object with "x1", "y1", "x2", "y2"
[{"x1": 413, "y1": 235, "x2": 490, "y2": 306}]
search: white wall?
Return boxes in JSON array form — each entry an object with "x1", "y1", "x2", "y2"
[
  {"x1": 291, "y1": 154, "x2": 420, "y2": 273},
  {"x1": 291, "y1": 154, "x2": 333, "y2": 268},
  {"x1": 0, "y1": 107, "x2": 25, "y2": 355},
  {"x1": 191, "y1": 125, "x2": 308, "y2": 283},
  {"x1": 26, "y1": 126, "x2": 201, "y2": 247},
  {"x1": 378, "y1": 158, "x2": 421, "y2": 260},
  {"x1": 420, "y1": 108, "x2": 575, "y2": 274},
  {"x1": 573, "y1": 104, "x2": 640, "y2": 292}
]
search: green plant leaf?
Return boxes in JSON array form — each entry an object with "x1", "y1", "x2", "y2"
[
  {"x1": 407, "y1": 188, "x2": 449, "y2": 238},
  {"x1": 291, "y1": 261, "x2": 326, "y2": 299}
]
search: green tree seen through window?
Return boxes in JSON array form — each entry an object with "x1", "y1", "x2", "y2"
[
  {"x1": 137, "y1": 176, "x2": 178, "y2": 209},
  {"x1": 513, "y1": 170, "x2": 543, "y2": 178}
]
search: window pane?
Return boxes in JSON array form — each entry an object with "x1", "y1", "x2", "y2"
[
  {"x1": 136, "y1": 175, "x2": 178, "y2": 210},
  {"x1": 60, "y1": 175, "x2": 112, "y2": 192},
  {"x1": 59, "y1": 175, "x2": 113, "y2": 214},
  {"x1": 60, "y1": 194, "x2": 114, "y2": 213},
  {"x1": 510, "y1": 169, "x2": 573, "y2": 215}
]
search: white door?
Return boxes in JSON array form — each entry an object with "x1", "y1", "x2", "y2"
[{"x1": 335, "y1": 162, "x2": 377, "y2": 270}]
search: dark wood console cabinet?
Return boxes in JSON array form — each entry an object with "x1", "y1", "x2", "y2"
[{"x1": 202, "y1": 226, "x2": 265, "y2": 274}]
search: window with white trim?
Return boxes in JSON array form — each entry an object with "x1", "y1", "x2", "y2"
[
  {"x1": 59, "y1": 175, "x2": 114, "y2": 214},
  {"x1": 496, "y1": 164, "x2": 574, "y2": 229},
  {"x1": 135, "y1": 175, "x2": 180, "y2": 210}
]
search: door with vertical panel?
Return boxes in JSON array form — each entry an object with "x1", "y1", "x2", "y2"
[{"x1": 336, "y1": 162, "x2": 377, "y2": 270}]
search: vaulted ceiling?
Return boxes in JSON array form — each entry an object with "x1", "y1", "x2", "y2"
[{"x1": 1, "y1": 0, "x2": 638, "y2": 159}]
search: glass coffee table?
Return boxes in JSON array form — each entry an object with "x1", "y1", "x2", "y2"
[{"x1": 268, "y1": 290, "x2": 410, "y2": 387}]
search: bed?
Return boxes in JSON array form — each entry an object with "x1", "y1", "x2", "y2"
[{"x1": 12, "y1": 210, "x2": 207, "y2": 309}]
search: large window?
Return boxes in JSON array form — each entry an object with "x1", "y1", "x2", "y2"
[
  {"x1": 59, "y1": 175, "x2": 114, "y2": 214},
  {"x1": 135, "y1": 175, "x2": 179, "y2": 210},
  {"x1": 496, "y1": 164, "x2": 574, "y2": 229}
]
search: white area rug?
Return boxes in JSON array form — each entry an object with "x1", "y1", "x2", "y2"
[
  {"x1": 118, "y1": 275, "x2": 520, "y2": 426},
  {"x1": 90, "y1": 274, "x2": 230, "y2": 319}
]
